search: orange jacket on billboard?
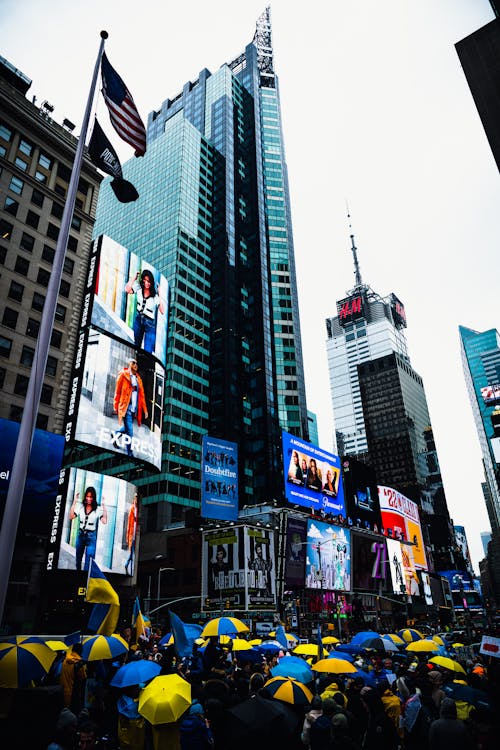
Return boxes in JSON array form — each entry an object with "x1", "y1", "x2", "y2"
[{"x1": 114, "y1": 367, "x2": 147, "y2": 426}]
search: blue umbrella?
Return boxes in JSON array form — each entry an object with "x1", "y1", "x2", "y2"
[
  {"x1": 328, "y1": 650, "x2": 356, "y2": 663},
  {"x1": 443, "y1": 682, "x2": 491, "y2": 710},
  {"x1": 233, "y1": 648, "x2": 264, "y2": 665},
  {"x1": 335, "y1": 643, "x2": 363, "y2": 655},
  {"x1": 271, "y1": 656, "x2": 313, "y2": 684},
  {"x1": 351, "y1": 631, "x2": 379, "y2": 645},
  {"x1": 110, "y1": 659, "x2": 161, "y2": 688},
  {"x1": 348, "y1": 669, "x2": 377, "y2": 687},
  {"x1": 256, "y1": 641, "x2": 282, "y2": 654}
]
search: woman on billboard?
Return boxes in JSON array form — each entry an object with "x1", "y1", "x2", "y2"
[
  {"x1": 69, "y1": 487, "x2": 108, "y2": 571},
  {"x1": 125, "y1": 269, "x2": 165, "y2": 354}
]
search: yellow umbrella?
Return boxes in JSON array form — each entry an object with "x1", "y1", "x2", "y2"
[
  {"x1": 269, "y1": 631, "x2": 298, "y2": 642},
  {"x1": 398, "y1": 628, "x2": 423, "y2": 643},
  {"x1": 45, "y1": 640, "x2": 70, "y2": 652},
  {"x1": 249, "y1": 638, "x2": 262, "y2": 646},
  {"x1": 293, "y1": 643, "x2": 328, "y2": 657},
  {"x1": 383, "y1": 633, "x2": 405, "y2": 645},
  {"x1": 264, "y1": 676, "x2": 313, "y2": 705},
  {"x1": 311, "y1": 658, "x2": 357, "y2": 674},
  {"x1": 428, "y1": 656, "x2": 466, "y2": 675},
  {"x1": 231, "y1": 638, "x2": 255, "y2": 651},
  {"x1": 322, "y1": 636, "x2": 340, "y2": 645},
  {"x1": 406, "y1": 640, "x2": 439, "y2": 653},
  {"x1": 138, "y1": 674, "x2": 191, "y2": 724},
  {"x1": 432, "y1": 635, "x2": 446, "y2": 646},
  {"x1": 0, "y1": 636, "x2": 56, "y2": 688},
  {"x1": 452, "y1": 643, "x2": 465, "y2": 649},
  {"x1": 201, "y1": 617, "x2": 249, "y2": 637}
]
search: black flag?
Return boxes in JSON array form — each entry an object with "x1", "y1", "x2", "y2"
[{"x1": 88, "y1": 118, "x2": 139, "y2": 203}]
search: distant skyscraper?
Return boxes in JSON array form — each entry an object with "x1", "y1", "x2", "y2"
[
  {"x1": 459, "y1": 325, "x2": 500, "y2": 533},
  {"x1": 481, "y1": 530, "x2": 492, "y2": 557},
  {"x1": 307, "y1": 410, "x2": 319, "y2": 448},
  {"x1": 92, "y1": 9, "x2": 308, "y2": 531}
]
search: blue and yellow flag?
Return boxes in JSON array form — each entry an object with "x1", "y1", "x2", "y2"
[
  {"x1": 87, "y1": 602, "x2": 119, "y2": 636},
  {"x1": 132, "y1": 596, "x2": 147, "y2": 640},
  {"x1": 86, "y1": 559, "x2": 119, "y2": 606}
]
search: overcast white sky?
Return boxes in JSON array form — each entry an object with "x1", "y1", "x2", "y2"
[{"x1": 3, "y1": 0, "x2": 499, "y2": 571}]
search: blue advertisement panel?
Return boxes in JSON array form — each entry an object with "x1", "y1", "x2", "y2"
[
  {"x1": 0, "y1": 418, "x2": 65, "y2": 535},
  {"x1": 283, "y1": 431, "x2": 345, "y2": 516},
  {"x1": 438, "y1": 569, "x2": 474, "y2": 591},
  {"x1": 201, "y1": 436, "x2": 238, "y2": 521},
  {"x1": 49, "y1": 466, "x2": 138, "y2": 577},
  {"x1": 305, "y1": 519, "x2": 351, "y2": 591}
]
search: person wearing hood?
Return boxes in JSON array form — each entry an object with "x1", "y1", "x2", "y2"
[
  {"x1": 47, "y1": 708, "x2": 78, "y2": 750},
  {"x1": 60, "y1": 643, "x2": 87, "y2": 714},
  {"x1": 377, "y1": 678, "x2": 402, "y2": 738},
  {"x1": 179, "y1": 700, "x2": 214, "y2": 750},
  {"x1": 429, "y1": 697, "x2": 472, "y2": 749},
  {"x1": 301, "y1": 695, "x2": 323, "y2": 747}
]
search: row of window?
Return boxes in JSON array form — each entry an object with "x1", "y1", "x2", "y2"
[
  {"x1": 0, "y1": 337, "x2": 58, "y2": 376},
  {"x1": 0, "y1": 218, "x2": 79, "y2": 255},
  {"x1": 0, "y1": 400, "x2": 49, "y2": 431},
  {"x1": 0, "y1": 314, "x2": 63, "y2": 347}
]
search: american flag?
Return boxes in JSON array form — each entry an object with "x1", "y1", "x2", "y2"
[{"x1": 101, "y1": 52, "x2": 147, "y2": 157}]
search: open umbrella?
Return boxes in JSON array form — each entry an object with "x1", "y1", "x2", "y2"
[
  {"x1": 398, "y1": 628, "x2": 423, "y2": 643},
  {"x1": 322, "y1": 636, "x2": 340, "y2": 645},
  {"x1": 443, "y1": 681, "x2": 491, "y2": 709},
  {"x1": 264, "y1": 676, "x2": 313, "y2": 706},
  {"x1": 271, "y1": 655, "x2": 313, "y2": 683},
  {"x1": 110, "y1": 659, "x2": 161, "y2": 688},
  {"x1": 224, "y1": 693, "x2": 298, "y2": 746},
  {"x1": 269, "y1": 631, "x2": 298, "y2": 642},
  {"x1": 231, "y1": 638, "x2": 256, "y2": 651},
  {"x1": 249, "y1": 638, "x2": 262, "y2": 646},
  {"x1": 81, "y1": 634, "x2": 129, "y2": 661},
  {"x1": 311, "y1": 658, "x2": 357, "y2": 674},
  {"x1": 406, "y1": 640, "x2": 439, "y2": 653},
  {"x1": 428, "y1": 655, "x2": 466, "y2": 675},
  {"x1": 348, "y1": 669, "x2": 378, "y2": 687},
  {"x1": 138, "y1": 674, "x2": 191, "y2": 724},
  {"x1": 383, "y1": 633, "x2": 405, "y2": 645},
  {"x1": 328, "y1": 650, "x2": 356, "y2": 663},
  {"x1": 293, "y1": 643, "x2": 328, "y2": 657},
  {"x1": 0, "y1": 636, "x2": 56, "y2": 688},
  {"x1": 257, "y1": 641, "x2": 284, "y2": 654},
  {"x1": 44, "y1": 640, "x2": 70, "y2": 652},
  {"x1": 201, "y1": 616, "x2": 249, "y2": 637},
  {"x1": 351, "y1": 630, "x2": 379, "y2": 645},
  {"x1": 432, "y1": 635, "x2": 446, "y2": 646},
  {"x1": 356, "y1": 636, "x2": 399, "y2": 652}
]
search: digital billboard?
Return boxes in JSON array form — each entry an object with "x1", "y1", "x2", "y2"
[
  {"x1": 437, "y1": 569, "x2": 474, "y2": 592},
  {"x1": 246, "y1": 526, "x2": 276, "y2": 611},
  {"x1": 284, "y1": 516, "x2": 307, "y2": 587},
  {"x1": 201, "y1": 436, "x2": 238, "y2": 521},
  {"x1": 390, "y1": 293, "x2": 407, "y2": 329},
  {"x1": 305, "y1": 519, "x2": 351, "y2": 591},
  {"x1": 351, "y1": 534, "x2": 390, "y2": 592},
  {"x1": 454, "y1": 525, "x2": 473, "y2": 571},
  {"x1": 336, "y1": 294, "x2": 365, "y2": 326},
  {"x1": 283, "y1": 431, "x2": 345, "y2": 516},
  {"x1": 0, "y1": 418, "x2": 65, "y2": 535},
  {"x1": 378, "y1": 485, "x2": 427, "y2": 569},
  {"x1": 420, "y1": 571, "x2": 434, "y2": 605},
  {"x1": 47, "y1": 466, "x2": 138, "y2": 577},
  {"x1": 401, "y1": 543, "x2": 420, "y2": 596},
  {"x1": 386, "y1": 538, "x2": 405, "y2": 595},
  {"x1": 342, "y1": 456, "x2": 382, "y2": 532},
  {"x1": 64, "y1": 234, "x2": 167, "y2": 471},
  {"x1": 481, "y1": 384, "x2": 500, "y2": 406}
]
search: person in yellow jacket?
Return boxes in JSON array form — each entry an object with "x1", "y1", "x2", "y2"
[
  {"x1": 60, "y1": 643, "x2": 87, "y2": 713},
  {"x1": 379, "y1": 678, "x2": 403, "y2": 739},
  {"x1": 451, "y1": 679, "x2": 474, "y2": 720}
]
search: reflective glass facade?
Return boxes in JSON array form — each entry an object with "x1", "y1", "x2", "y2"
[{"x1": 93, "y1": 9, "x2": 308, "y2": 521}]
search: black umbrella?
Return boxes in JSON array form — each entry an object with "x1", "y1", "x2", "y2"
[{"x1": 224, "y1": 693, "x2": 298, "y2": 749}]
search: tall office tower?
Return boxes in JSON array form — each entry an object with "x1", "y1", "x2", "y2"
[
  {"x1": 93, "y1": 9, "x2": 308, "y2": 530},
  {"x1": 325, "y1": 233, "x2": 409, "y2": 457},
  {"x1": 460, "y1": 326, "x2": 500, "y2": 533},
  {"x1": 0, "y1": 56, "x2": 101, "y2": 430},
  {"x1": 482, "y1": 530, "x2": 492, "y2": 557}
]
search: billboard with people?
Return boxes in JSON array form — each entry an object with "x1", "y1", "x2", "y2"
[
  {"x1": 378, "y1": 485, "x2": 427, "y2": 569},
  {"x1": 283, "y1": 431, "x2": 345, "y2": 516},
  {"x1": 201, "y1": 436, "x2": 238, "y2": 521},
  {"x1": 47, "y1": 466, "x2": 138, "y2": 577},
  {"x1": 64, "y1": 235, "x2": 167, "y2": 470},
  {"x1": 305, "y1": 519, "x2": 351, "y2": 591}
]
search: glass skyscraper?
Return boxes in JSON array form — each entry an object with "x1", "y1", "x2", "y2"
[{"x1": 93, "y1": 9, "x2": 308, "y2": 528}]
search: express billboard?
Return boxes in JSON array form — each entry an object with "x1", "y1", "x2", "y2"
[
  {"x1": 283, "y1": 431, "x2": 345, "y2": 516},
  {"x1": 64, "y1": 235, "x2": 167, "y2": 471},
  {"x1": 201, "y1": 436, "x2": 238, "y2": 521},
  {"x1": 305, "y1": 519, "x2": 351, "y2": 591},
  {"x1": 0, "y1": 418, "x2": 65, "y2": 535},
  {"x1": 47, "y1": 466, "x2": 138, "y2": 577},
  {"x1": 378, "y1": 485, "x2": 427, "y2": 569}
]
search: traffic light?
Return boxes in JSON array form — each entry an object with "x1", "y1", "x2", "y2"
[
  {"x1": 205, "y1": 598, "x2": 210, "y2": 608},
  {"x1": 225, "y1": 599, "x2": 230, "y2": 609}
]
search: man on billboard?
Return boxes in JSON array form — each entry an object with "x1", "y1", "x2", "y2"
[
  {"x1": 113, "y1": 358, "x2": 148, "y2": 458},
  {"x1": 248, "y1": 542, "x2": 273, "y2": 597},
  {"x1": 125, "y1": 269, "x2": 166, "y2": 354},
  {"x1": 69, "y1": 486, "x2": 108, "y2": 571},
  {"x1": 125, "y1": 492, "x2": 138, "y2": 576},
  {"x1": 209, "y1": 544, "x2": 230, "y2": 597}
]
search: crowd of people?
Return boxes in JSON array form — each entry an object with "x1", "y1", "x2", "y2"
[{"x1": 2, "y1": 626, "x2": 499, "y2": 750}]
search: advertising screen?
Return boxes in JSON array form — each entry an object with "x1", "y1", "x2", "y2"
[
  {"x1": 285, "y1": 516, "x2": 307, "y2": 587},
  {"x1": 342, "y1": 456, "x2": 382, "y2": 532},
  {"x1": 48, "y1": 466, "x2": 138, "y2": 576},
  {"x1": 454, "y1": 525, "x2": 473, "y2": 570},
  {"x1": 378, "y1": 485, "x2": 427, "y2": 569},
  {"x1": 401, "y1": 544, "x2": 420, "y2": 596},
  {"x1": 202, "y1": 526, "x2": 246, "y2": 612},
  {"x1": 481, "y1": 384, "x2": 500, "y2": 406},
  {"x1": 283, "y1": 431, "x2": 345, "y2": 516},
  {"x1": 386, "y1": 538, "x2": 406, "y2": 595},
  {"x1": 0, "y1": 418, "x2": 65, "y2": 535},
  {"x1": 351, "y1": 534, "x2": 390, "y2": 592},
  {"x1": 246, "y1": 526, "x2": 276, "y2": 611},
  {"x1": 305, "y1": 519, "x2": 351, "y2": 591},
  {"x1": 438, "y1": 569, "x2": 474, "y2": 592},
  {"x1": 420, "y1": 571, "x2": 434, "y2": 605},
  {"x1": 201, "y1": 436, "x2": 238, "y2": 521}
]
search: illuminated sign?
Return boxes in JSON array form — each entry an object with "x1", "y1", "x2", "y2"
[
  {"x1": 336, "y1": 294, "x2": 365, "y2": 326},
  {"x1": 481, "y1": 384, "x2": 500, "y2": 406},
  {"x1": 201, "y1": 436, "x2": 238, "y2": 521},
  {"x1": 342, "y1": 456, "x2": 382, "y2": 532},
  {"x1": 390, "y1": 293, "x2": 407, "y2": 328},
  {"x1": 305, "y1": 519, "x2": 351, "y2": 591},
  {"x1": 351, "y1": 534, "x2": 390, "y2": 592},
  {"x1": 378, "y1": 485, "x2": 427, "y2": 569},
  {"x1": 283, "y1": 431, "x2": 345, "y2": 516}
]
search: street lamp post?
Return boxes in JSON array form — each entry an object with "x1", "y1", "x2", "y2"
[{"x1": 157, "y1": 567, "x2": 174, "y2": 609}]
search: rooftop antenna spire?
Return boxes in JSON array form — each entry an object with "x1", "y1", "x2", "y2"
[{"x1": 346, "y1": 202, "x2": 363, "y2": 288}]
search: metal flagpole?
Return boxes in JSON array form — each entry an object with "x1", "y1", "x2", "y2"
[{"x1": 0, "y1": 31, "x2": 109, "y2": 626}]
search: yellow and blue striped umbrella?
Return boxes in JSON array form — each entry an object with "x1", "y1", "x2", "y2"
[
  {"x1": 383, "y1": 633, "x2": 405, "y2": 645},
  {"x1": 398, "y1": 628, "x2": 423, "y2": 643},
  {"x1": 201, "y1": 617, "x2": 249, "y2": 637},
  {"x1": 0, "y1": 636, "x2": 56, "y2": 688},
  {"x1": 432, "y1": 635, "x2": 446, "y2": 646},
  {"x1": 81, "y1": 634, "x2": 129, "y2": 661},
  {"x1": 264, "y1": 676, "x2": 313, "y2": 705}
]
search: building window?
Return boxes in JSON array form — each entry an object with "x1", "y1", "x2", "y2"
[
  {"x1": 63, "y1": 257, "x2": 74, "y2": 275},
  {"x1": 46, "y1": 223, "x2": 59, "y2": 241},
  {"x1": 38, "y1": 153, "x2": 53, "y2": 170},
  {"x1": 0, "y1": 367, "x2": 5, "y2": 388},
  {"x1": 37, "y1": 268, "x2": 50, "y2": 287},
  {"x1": 35, "y1": 171, "x2": 47, "y2": 183},
  {"x1": 9, "y1": 176, "x2": 24, "y2": 195},
  {"x1": 42, "y1": 244, "x2": 55, "y2": 263},
  {"x1": 26, "y1": 318, "x2": 40, "y2": 338},
  {"x1": 31, "y1": 189, "x2": 44, "y2": 207},
  {"x1": 55, "y1": 304, "x2": 66, "y2": 323},
  {"x1": 46, "y1": 355, "x2": 57, "y2": 377},
  {"x1": 26, "y1": 210, "x2": 40, "y2": 229},
  {"x1": 9, "y1": 405, "x2": 23, "y2": 423},
  {"x1": 4, "y1": 196, "x2": 18, "y2": 216},
  {"x1": 51, "y1": 202, "x2": 64, "y2": 219},
  {"x1": 14, "y1": 256, "x2": 29, "y2": 276},
  {"x1": 18, "y1": 139, "x2": 34, "y2": 157},
  {"x1": 50, "y1": 329, "x2": 62, "y2": 349},
  {"x1": 20, "y1": 233, "x2": 35, "y2": 252},
  {"x1": 67, "y1": 236, "x2": 78, "y2": 253},
  {"x1": 15, "y1": 157, "x2": 28, "y2": 171},
  {"x1": 0, "y1": 220, "x2": 14, "y2": 240},
  {"x1": 14, "y1": 374, "x2": 29, "y2": 397},
  {"x1": 59, "y1": 280, "x2": 70, "y2": 298},
  {"x1": 36, "y1": 414, "x2": 48, "y2": 430},
  {"x1": 0, "y1": 246, "x2": 6, "y2": 264},
  {"x1": 32, "y1": 292, "x2": 45, "y2": 311},
  {"x1": 0, "y1": 122, "x2": 12, "y2": 142},
  {"x1": 40, "y1": 384, "x2": 53, "y2": 405},
  {"x1": 8, "y1": 280, "x2": 24, "y2": 302},
  {"x1": 0, "y1": 335, "x2": 12, "y2": 358},
  {"x1": 2, "y1": 307, "x2": 18, "y2": 330},
  {"x1": 54, "y1": 183, "x2": 66, "y2": 197},
  {"x1": 71, "y1": 215, "x2": 82, "y2": 231},
  {"x1": 20, "y1": 345, "x2": 35, "y2": 366}
]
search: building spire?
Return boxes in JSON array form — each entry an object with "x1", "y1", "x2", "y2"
[
  {"x1": 253, "y1": 7, "x2": 275, "y2": 87},
  {"x1": 347, "y1": 204, "x2": 363, "y2": 288}
]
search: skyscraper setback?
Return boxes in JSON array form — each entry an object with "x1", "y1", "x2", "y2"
[{"x1": 92, "y1": 9, "x2": 308, "y2": 531}]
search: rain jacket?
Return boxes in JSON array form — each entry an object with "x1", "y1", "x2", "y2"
[
  {"x1": 113, "y1": 367, "x2": 147, "y2": 425},
  {"x1": 451, "y1": 680, "x2": 474, "y2": 721},
  {"x1": 60, "y1": 650, "x2": 86, "y2": 708},
  {"x1": 380, "y1": 688, "x2": 402, "y2": 735}
]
